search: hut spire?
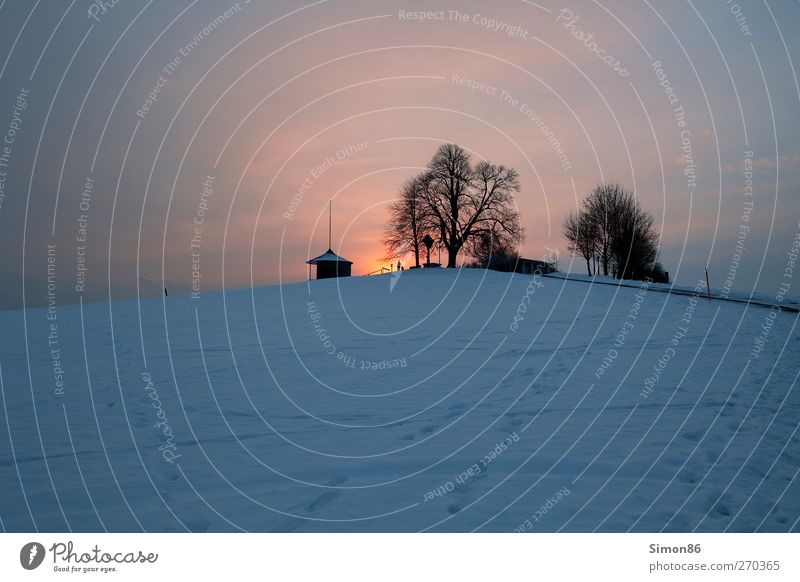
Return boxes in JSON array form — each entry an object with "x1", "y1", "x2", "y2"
[{"x1": 307, "y1": 199, "x2": 352, "y2": 279}]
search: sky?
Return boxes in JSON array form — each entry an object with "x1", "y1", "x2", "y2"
[{"x1": 0, "y1": 0, "x2": 798, "y2": 309}]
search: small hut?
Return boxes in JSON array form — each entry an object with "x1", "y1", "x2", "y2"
[
  {"x1": 307, "y1": 200, "x2": 353, "y2": 279},
  {"x1": 307, "y1": 249, "x2": 352, "y2": 279},
  {"x1": 514, "y1": 257, "x2": 557, "y2": 275}
]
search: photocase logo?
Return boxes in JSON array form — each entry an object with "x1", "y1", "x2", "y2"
[{"x1": 20, "y1": 542, "x2": 45, "y2": 570}]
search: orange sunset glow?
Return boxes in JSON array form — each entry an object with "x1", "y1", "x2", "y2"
[{"x1": 0, "y1": 0, "x2": 797, "y2": 308}]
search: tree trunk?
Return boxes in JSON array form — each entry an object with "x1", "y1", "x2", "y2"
[
  {"x1": 413, "y1": 242, "x2": 420, "y2": 268},
  {"x1": 447, "y1": 247, "x2": 458, "y2": 268},
  {"x1": 585, "y1": 257, "x2": 592, "y2": 276}
]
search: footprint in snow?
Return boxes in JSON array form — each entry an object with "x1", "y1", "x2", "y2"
[
  {"x1": 681, "y1": 429, "x2": 703, "y2": 442},
  {"x1": 677, "y1": 468, "x2": 698, "y2": 485},
  {"x1": 302, "y1": 475, "x2": 347, "y2": 514},
  {"x1": 305, "y1": 490, "x2": 339, "y2": 513},
  {"x1": 712, "y1": 502, "x2": 731, "y2": 517},
  {"x1": 183, "y1": 515, "x2": 210, "y2": 532}
]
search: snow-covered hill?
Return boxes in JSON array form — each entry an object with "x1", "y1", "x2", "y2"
[{"x1": 1, "y1": 269, "x2": 798, "y2": 532}]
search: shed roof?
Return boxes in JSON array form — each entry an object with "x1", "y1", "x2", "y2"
[{"x1": 306, "y1": 249, "x2": 353, "y2": 265}]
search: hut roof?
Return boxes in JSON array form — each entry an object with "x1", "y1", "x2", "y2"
[{"x1": 306, "y1": 249, "x2": 353, "y2": 265}]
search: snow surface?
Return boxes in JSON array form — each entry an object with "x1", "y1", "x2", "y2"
[{"x1": 0, "y1": 269, "x2": 798, "y2": 532}]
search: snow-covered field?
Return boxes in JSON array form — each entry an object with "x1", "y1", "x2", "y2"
[{"x1": 1, "y1": 269, "x2": 798, "y2": 532}]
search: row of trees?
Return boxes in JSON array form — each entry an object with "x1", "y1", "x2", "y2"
[
  {"x1": 384, "y1": 144, "x2": 524, "y2": 268},
  {"x1": 563, "y1": 183, "x2": 663, "y2": 280},
  {"x1": 383, "y1": 147, "x2": 662, "y2": 283}
]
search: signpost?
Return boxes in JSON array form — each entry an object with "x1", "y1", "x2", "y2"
[{"x1": 422, "y1": 234, "x2": 434, "y2": 266}]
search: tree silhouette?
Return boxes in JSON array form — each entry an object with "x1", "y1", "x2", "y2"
[
  {"x1": 383, "y1": 174, "x2": 430, "y2": 267},
  {"x1": 384, "y1": 144, "x2": 524, "y2": 269},
  {"x1": 563, "y1": 209, "x2": 597, "y2": 275},
  {"x1": 564, "y1": 183, "x2": 661, "y2": 280},
  {"x1": 422, "y1": 144, "x2": 523, "y2": 268}
]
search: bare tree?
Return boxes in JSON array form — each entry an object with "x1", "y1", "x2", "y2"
[
  {"x1": 609, "y1": 190, "x2": 659, "y2": 279},
  {"x1": 584, "y1": 183, "x2": 626, "y2": 276},
  {"x1": 563, "y1": 210, "x2": 596, "y2": 275},
  {"x1": 471, "y1": 229, "x2": 520, "y2": 272},
  {"x1": 422, "y1": 144, "x2": 523, "y2": 268},
  {"x1": 383, "y1": 173, "x2": 430, "y2": 267},
  {"x1": 563, "y1": 182, "x2": 661, "y2": 281}
]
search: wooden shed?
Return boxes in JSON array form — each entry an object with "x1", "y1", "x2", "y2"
[
  {"x1": 514, "y1": 258, "x2": 557, "y2": 275},
  {"x1": 306, "y1": 249, "x2": 352, "y2": 279}
]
